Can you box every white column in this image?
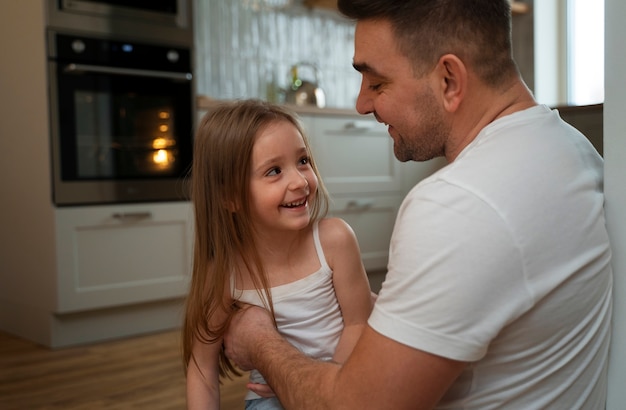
[604,0,626,407]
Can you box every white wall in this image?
[0,0,58,345]
[604,0,625,407]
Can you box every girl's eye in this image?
[266,167,281,177]
[299,156,311,166]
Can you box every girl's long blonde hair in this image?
[182,99,329,379]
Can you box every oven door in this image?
[49,61,193,205]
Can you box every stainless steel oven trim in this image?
[59,0,190,29]
[63,63,193,81]
[46,0,193,47]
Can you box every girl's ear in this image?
[434,53,466,113]
[224,200,239,212]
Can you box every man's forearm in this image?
[255,331,340,409]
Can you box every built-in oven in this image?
[47,31,194,205]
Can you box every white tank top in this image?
[231,222,343,400]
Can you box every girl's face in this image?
[248,120,318,234]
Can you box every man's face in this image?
[352,19,449,162]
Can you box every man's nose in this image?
[355,83,374,115]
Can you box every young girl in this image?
[182,99,373,409]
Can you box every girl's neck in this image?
[235,223,318,289]
[252,224,310,259]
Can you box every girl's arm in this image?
[186,336,223,409]
[319,217,374,363]
[187,296,231,409]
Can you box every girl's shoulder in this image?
[317,217,358,247]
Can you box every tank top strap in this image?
[312,220,331,272]
[229,269,236,298]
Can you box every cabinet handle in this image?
[343,121,373,132]
[112,212,152,220]
[346,199,374,211]
[64,64,193,81]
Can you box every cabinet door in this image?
[304,115,404,195]
[329,195,403,272]
[55,202,193,313]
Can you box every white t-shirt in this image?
[369,105,613,409]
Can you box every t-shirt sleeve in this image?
[369,180,534,362]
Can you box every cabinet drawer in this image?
[55,202,193,313]
[329,195,403,271]
[303,115,404,195]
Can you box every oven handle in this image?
[63,63,192,81]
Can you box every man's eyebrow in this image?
[352,62,373,74]
[353,62,386,81]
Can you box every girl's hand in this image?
[247,382,276,398]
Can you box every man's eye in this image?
[369,83,382,91]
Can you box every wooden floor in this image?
[0,329,249,410]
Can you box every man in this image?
[225,1,613,408]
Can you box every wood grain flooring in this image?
[0,329,249,409]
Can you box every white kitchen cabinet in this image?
[55,202,193,313]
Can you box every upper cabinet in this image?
[510,1,531,14]
[304,0,531,15]
[303,0,335,9]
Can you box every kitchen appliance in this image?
[46,0,192,46]
[47,32,194,205]
[46,0,194,206]
[284,62,326,108]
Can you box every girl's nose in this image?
[290,171,309,190]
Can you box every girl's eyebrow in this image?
[254,147,308,173]
[254,156,280,173]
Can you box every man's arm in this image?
[225,306,467,410]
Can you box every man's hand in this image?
[224,304,278,371]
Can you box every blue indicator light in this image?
[122,44,133,53]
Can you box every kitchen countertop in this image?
[196,95,360,117]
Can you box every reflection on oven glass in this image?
[74,92,179,178]
[143,108,177,173]
[152,149,175,169]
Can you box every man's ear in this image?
[435,54,466,113]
